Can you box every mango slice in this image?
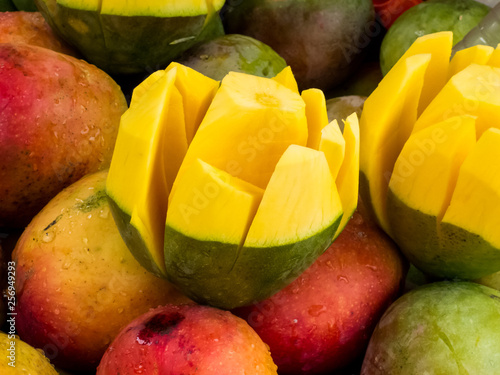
[395,31,453,114]
[386,116,477,278]
[334,113,360,238]
[272,65,299,93]
[164,158,263,280]
[302,88,329,149]
[360,53,430,234]
[438,128,500,278]
[107,69,181,276]
[107,65,218,276]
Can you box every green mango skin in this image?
[163,216,341,309]
[222,0,375,92]
[34,0,225,75]
[12,0,37,11]
[361,281,500,375]
[380,0,490,75]
[176,33,287,81]
[386,189,500,280]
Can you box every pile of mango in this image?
[1,1,500,374]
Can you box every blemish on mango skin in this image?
[137,312,186,345]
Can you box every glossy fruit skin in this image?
[0,42,127,228]
[13,171,191,372]
[361,281,500,374]
[223,0,376,91]
[379,0,489,74]
[96,304,278,375]
[176,33,287,80]
[233,202,407,374]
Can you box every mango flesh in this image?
[360,32,500,279]
[96,304,278,375]
[0,331,58,374]
[13,170,191,372]
[107,64,360,309]
[0,42,127,228]
[361,281,500,374]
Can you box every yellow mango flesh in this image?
[360,53,430,234]
[166,158,263,245]
[175,71,308,191]
[389,116,477,219]
[364,36,500,279]
[302,88,329,149]
[448,44,494,79]
[442,128,500,249]
[107,64,218,276]
[107,69,180,274]
[319,120,345,180]
[414,64,500,138]
[271,65,299,93]
[244,144,342,248]
[395,31,453,114]
[334,113,360,238]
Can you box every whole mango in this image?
[0,42,127,228]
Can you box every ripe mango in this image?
[0,42,127,228]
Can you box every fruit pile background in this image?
[1,0,500,374]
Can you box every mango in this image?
[13,171,191,372]
[360,31,500,279]
[0,331,58,374]
[176,33,287,80]
[97,304,278,375]
[361,281,500,374]
[107,63,360,309]
[34,0,226,74]
[0,11,78,56]
[0,42,127,228]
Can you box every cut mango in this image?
[360,34,500,280]
[107,65,359,308]
[106,64,216,277]
[107,69,181,276]
[360,53,430,235]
